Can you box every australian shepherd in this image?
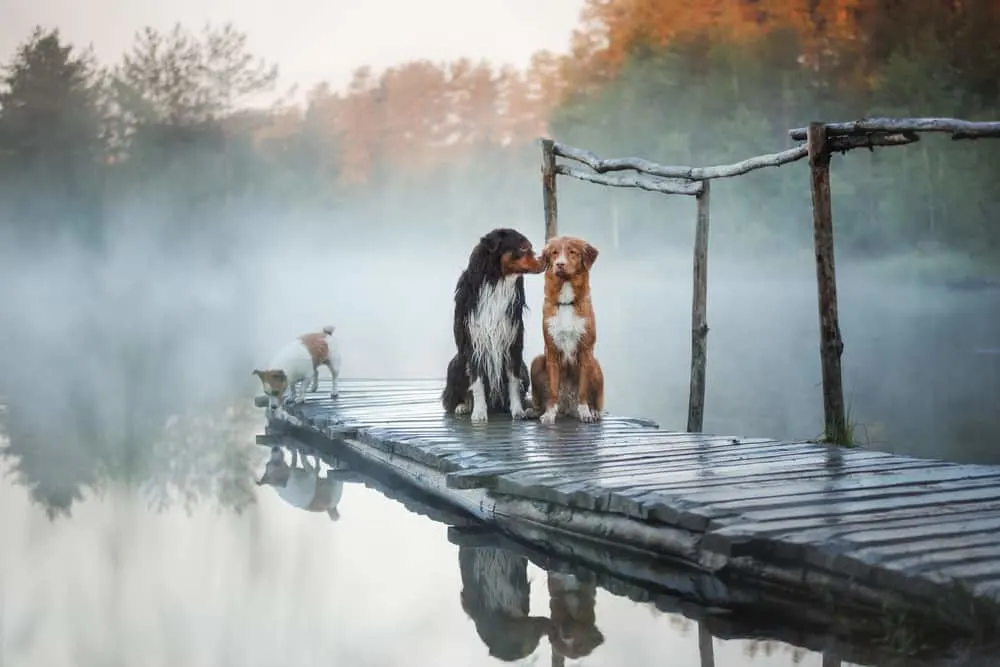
[530,235,605,425]
[442,228,546,423]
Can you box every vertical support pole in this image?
[807,122,848,445]
[687,180,710,434]
[698,623,716,667]
[821,651,842,667]
[541,138,559,241]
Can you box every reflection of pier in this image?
[258,377,1000,664]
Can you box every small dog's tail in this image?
[322,325,335,336]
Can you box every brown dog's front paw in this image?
[576,403,598,423]
[523,406,541,420]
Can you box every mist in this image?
[2,149,998,518]
[1,10,1000,666]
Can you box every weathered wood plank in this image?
[579,457,948,499]
[472,443,867,500]
[589,461,963,519]
[683,471,1000,514]
[788,117,1000,141]
[702,500,1000,549]
[445,435,789,489]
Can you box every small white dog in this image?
[254,325,341,408]
[256,445,344,521]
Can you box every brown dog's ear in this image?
[252,369,263,378]
[582,242,599,269]
[273,369,287,381]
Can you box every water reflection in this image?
[256,444,345,521]
[457,541,605,663]
[458,545,552,661]
[0,401,261,518]
[2,409,997,667]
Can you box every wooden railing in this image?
[540,118,1000,443]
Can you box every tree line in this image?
[549,0,1000,260]
[1,2,998,258]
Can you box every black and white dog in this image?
[442,228,546,423]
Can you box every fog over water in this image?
[1,217,997,665]
[1,9,998,662]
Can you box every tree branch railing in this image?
[539,117,1000,444]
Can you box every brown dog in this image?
[530,236,604,424]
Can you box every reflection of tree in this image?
[0,397,261,519]
[140,404,260,514]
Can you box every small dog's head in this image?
[257,446,291,488]
[541,236,599,281]
[477,227,545,276]
[253,369,288,402]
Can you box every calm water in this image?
[1,249,998,666]
[0,415,869,667]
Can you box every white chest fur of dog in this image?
[546,283,587,364]
[268,340,315,391]
[468,276,519,398]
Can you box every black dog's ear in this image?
[480,231,502,254]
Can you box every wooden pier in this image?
[259,378,1000,634]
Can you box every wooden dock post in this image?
[806,122,848,445]
[698,623,716,667]
[541,138,558,241]
[687,181,710,433]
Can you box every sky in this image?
[0,0,586,99]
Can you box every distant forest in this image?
[1,0,999,258]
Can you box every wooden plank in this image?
[582,458,948,500]
[447,438,815,490]
[711,482,1000,524]
[446,440,786,489]
[588,461,959,518]
[637,482,1000,536]
[853,531,1000,567]
[505,441,877,481]
[701,500,1000,552]
[478,443,862,499]
[679,470,1000,514]
[705,514,1000,566]
[876,544,1000,574]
